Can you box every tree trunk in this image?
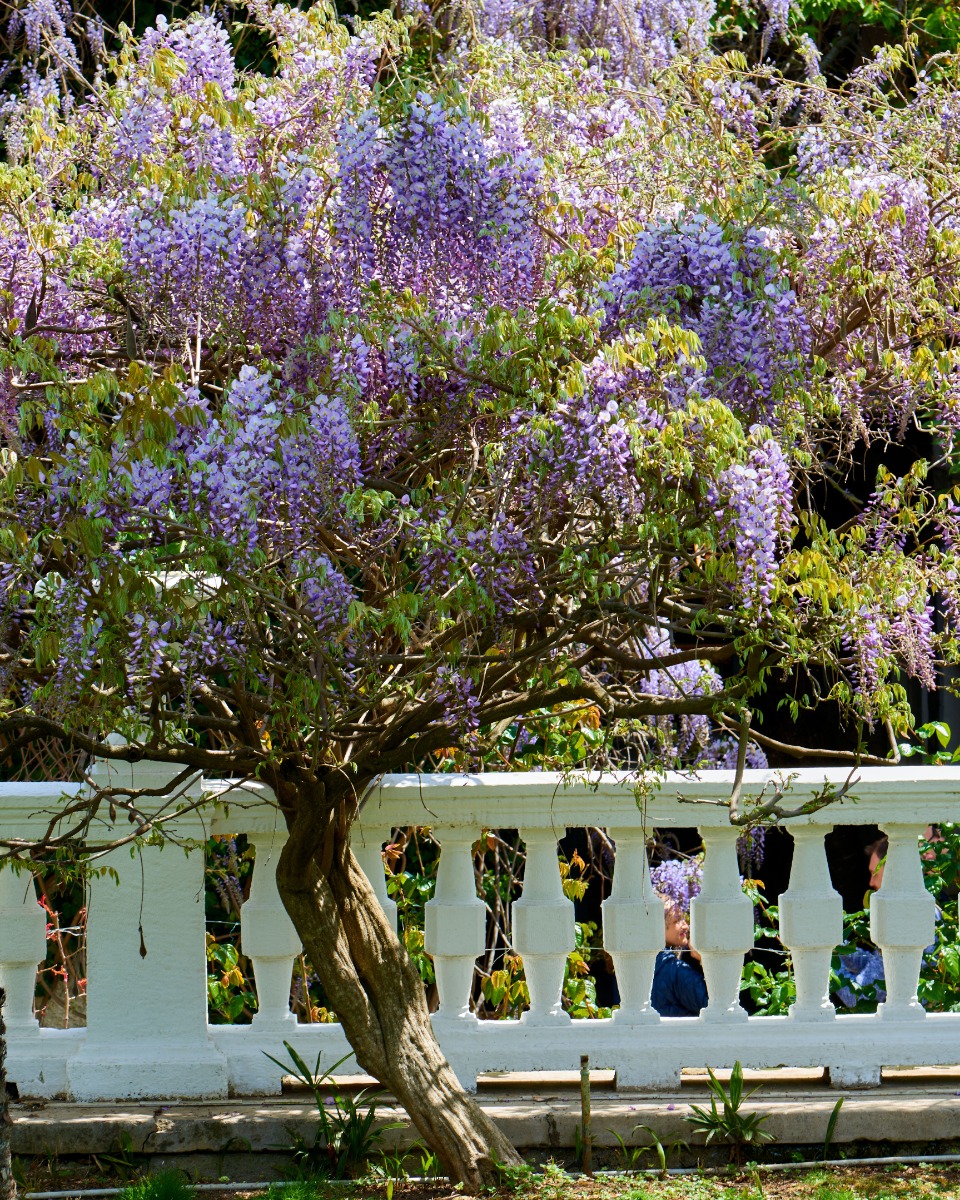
[0,988,16,1200]
[275,785,524,1193]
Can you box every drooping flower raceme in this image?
[336,91,542,314]
[714,435,793,612]
[476,0,715,80]
[605,216,810,423]
[137,14,237,100]
[650,857,703,922]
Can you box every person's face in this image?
[922,824,943,863]
[664,907,689,948]
[870,825,941,891]
[867,847,885,891]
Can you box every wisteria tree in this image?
[2,0,960,1186]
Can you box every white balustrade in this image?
[778,827,843,1021]
[870,824,937,1022]
[511,828,576,1024]
[65,760,228,1100]
[240,831,302,1030]
[602,828,682,1091]
[220,827,309,1094]
[353,825,398,931]
[690,826,754,1022]
[424,830,485,1022]
[3,766,960,1100]
[601,828,663,1024]
[0,865,46,1037]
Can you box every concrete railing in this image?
[1,764,958,1101]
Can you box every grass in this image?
[14,1160,960,1200]
[118,1174,196,1200]
[234,1166,960,1200]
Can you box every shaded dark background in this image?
[4,0,959,82]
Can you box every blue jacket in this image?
[651,949,708,1017]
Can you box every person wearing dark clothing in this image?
[651,948,708,1017]
[651,902,708,1016]
[605,895,710,1017]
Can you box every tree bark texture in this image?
[0,988,16,1200]
[274,781,523,1193]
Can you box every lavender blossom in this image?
[650,857,703,922]
[605,216,810,423]
[714,435,793,612]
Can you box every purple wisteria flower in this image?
[713,435,793,612]
[336,91,542,315]
[606,216,810,422]
[650,857,703,922]
[476,0,714,80]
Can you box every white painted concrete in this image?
[66,760,228,1100]
[0,766,957,1099]
[778,827,842,1022]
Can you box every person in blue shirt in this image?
[650,904,709,1017]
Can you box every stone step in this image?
[11,1068,960,1162]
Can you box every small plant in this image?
[610,1129,647,1173]
[823,1096,844,1161]
[263,1183,325,1200]
[264,1042,403,1179]
[94,1131,143,1180]
[611,1124,688,1178]
[371,1145,413,1187]
[418,1145,444,1180]
[539,1160,570,1199]
[488,1157,536,1195]
[11,1158,26,1189]
[117,1170,193,1200]
[206,939,257,1023]
[686,1061,775,1164]
[640,1124,689,1177]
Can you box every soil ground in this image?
[14,1160,960,1200]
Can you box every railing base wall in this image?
[9,1014,960,1100]
[66,1042,230,1102]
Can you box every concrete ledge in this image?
[12,1070,960,1158]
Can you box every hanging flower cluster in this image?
[0,1,958,785]
[605,217,810,423]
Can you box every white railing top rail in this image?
[359,766,960,828]
[4,764,959,836]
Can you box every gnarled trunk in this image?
[274,781,523,1192]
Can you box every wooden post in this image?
[580,1054,592,1177]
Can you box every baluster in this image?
[511,829,575,1024]
[240,831,302,1029]
[778,826,842,1021]
[0,865,46,1035]
[67,760,227,1099]
[424,830,485,1021]
[353,825,398,931]
[690,826,753,1022]
[870,823,936,1022]
[602,828,663,1024]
